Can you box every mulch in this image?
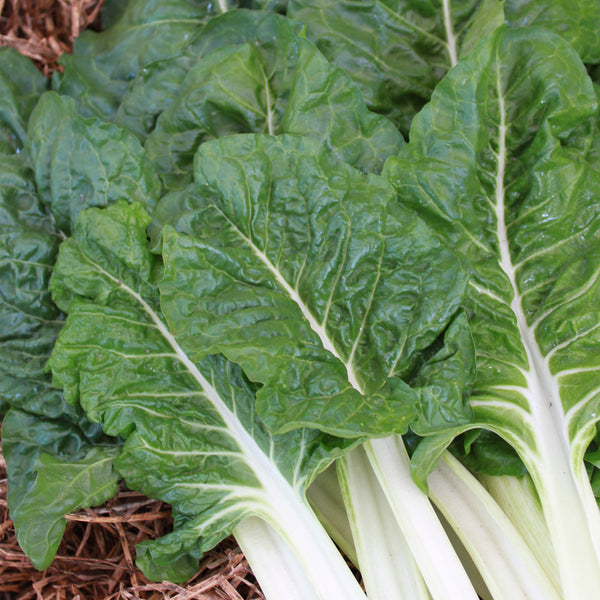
[0,0,105,74]
[0,439,265,600]
[0,2,266,598]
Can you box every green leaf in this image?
[144,10,403,189]
[47,201,362,587]
[12,442,121,570]
[383,26,600,598]
[0,155,67,418]
[505,0,600,64]
[287,0,600,136]
[0,48,48,154]
[157,133,469,437]
[52,0,221,120]
[287,0,488,135]
[2,407,115,571]
[25,93,162,234]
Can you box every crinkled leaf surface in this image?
[383,26,600,596]
[287,0,600,136]
[25,93,162,234]
[48,201,356,582]
[287,0,490,135]
[157,133,471,437]
[113,10,303,142]
[52,0,223,120]
[505,0,600,64]
[0,48,48,154]
[2,409,120,570]
[0,155,63,417]
[144,10,403,189]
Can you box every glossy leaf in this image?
[0,48,48,155]
[384,26,600,599]
[287,0,487,135]
[158,133,471,437]
[287,0,600,136]
[47,201,363,591]
[0,155,64,417]
[2,409,117,569]
[25,93,162,234]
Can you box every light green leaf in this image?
[158,133,470,437]
[47,201,363,590]
[25,93,162,234]
[384,26,600,599]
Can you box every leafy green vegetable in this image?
[53,0,218,120]
[144,10,403,188]
[384,25,600,599]
[46,200,366,596]
[0,48,48,154]
[286,0,600,135]
[4,1,600,598]
[26,93,162,233]
[157,133,471,436]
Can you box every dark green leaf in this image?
[25,93,162,234]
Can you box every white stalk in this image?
[428,452,562,600]
[105,267,366,600]
[307,465,358,565]
[365,436,479,600]
[338,445,431,600]
[254,468,367,600]
[234,517,321,600]
[478,473,560,591]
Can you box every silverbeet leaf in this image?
[144,10,404,190]
[47,201,357,582]
[158,133,472,437]
[2,409,120,570]
[0,155,63,417]
[53,0,221,120]
[25,92,162,234]
[383,26,600,597]
[0,48,48,154]
[287,0,600,136]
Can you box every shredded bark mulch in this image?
[0,439,266,600]
[0,0,105,75]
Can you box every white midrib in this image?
[492,71,600,598]
[232,225,365,394]
[87,260,366,600]
[442,0,458,67]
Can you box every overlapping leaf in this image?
[383,25,600,595]
[287,0,493,135]
[47,201,356,582]
[53,0,222,120]
[25,93,162,234]
[2,408,120,570]
[0,48,48,155]
[287,0,600,136]
[143,10,403,189]
[158,133,472,437]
